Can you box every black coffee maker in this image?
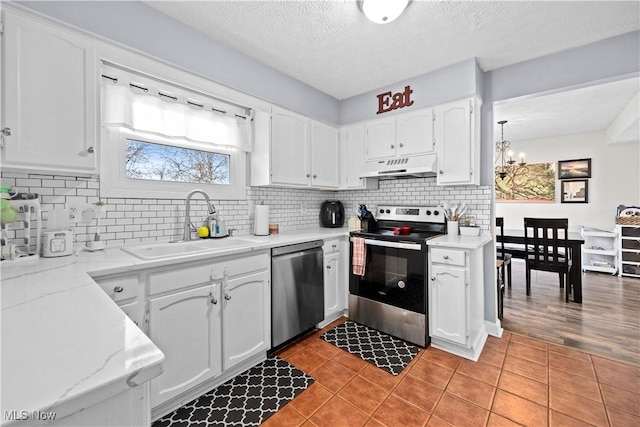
[358,204,377,232]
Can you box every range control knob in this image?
[385,209,391,213]
[379,209,385,214]
[433,210,440,216]
[426,210,432,215]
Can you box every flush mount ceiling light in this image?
[360,0,410,24]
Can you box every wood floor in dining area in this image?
[502,259,640,366]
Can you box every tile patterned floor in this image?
[266,318,640,427]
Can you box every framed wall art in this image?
[558,158,591,179]
[561,179,589,203]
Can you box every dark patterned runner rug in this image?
[152,356,313,427]
[320,320,420,376]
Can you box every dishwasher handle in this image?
[272,240,324,257]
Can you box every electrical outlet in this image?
[67,203,93,224]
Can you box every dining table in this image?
[502,228,585,303]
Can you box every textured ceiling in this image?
[494,77,640,143]
[145,0,640,100]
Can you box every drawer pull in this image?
[210,295,218,305]
[431,277,436,281]
[442,255,449,260]
[113,286,124,293]
[326,265,331,269]
[224,293,231,301]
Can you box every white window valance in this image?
[100,63,252,152]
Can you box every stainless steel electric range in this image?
[349,205,447,347]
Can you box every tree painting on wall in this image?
[496,162,555,202]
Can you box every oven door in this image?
[349,237,426,314]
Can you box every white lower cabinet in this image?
[145,251,270,412]
[428,241,489,361]
[322,238,347,325]
[430,264,469,345]
[148,284,222,408]
[222,269,270,370]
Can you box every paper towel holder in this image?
[254,201,270,236]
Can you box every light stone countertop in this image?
[0,227,348,426]
[427,233,493,249]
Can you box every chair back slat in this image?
[524,218,569,269]
[496,217,506,257]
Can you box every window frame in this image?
[100,127,246,200]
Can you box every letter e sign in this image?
[377,86,414,114]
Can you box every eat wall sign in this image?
[377,85,414,114]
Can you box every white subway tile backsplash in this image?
[2,171,491,247]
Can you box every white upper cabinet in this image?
[435,98,481,186]
[270,108,310,186]
[251,108,339,189]
[310,121,339,188]
[365,116,396,160]
[365,108,435,162]
[396,108,436,156]
[338,124,378,190]
[1,10,98,176]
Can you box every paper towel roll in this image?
[254,205,270,236]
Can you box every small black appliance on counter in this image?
[320,200,345,228]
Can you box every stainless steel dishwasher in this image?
[271,240,324,348]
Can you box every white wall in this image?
[496,131,640,232]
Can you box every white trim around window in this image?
[100,127,247,200]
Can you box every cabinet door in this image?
[341,124,367,188]
[430,264,468,345]
[1,11,97,175]
[436,99,473,185]
[222,270,270,370]
[365,117,396,160]
[149,284,221,407]
[310,121,339,188]
[323,251,340,317]
[119,301,141,329]
[397,108,435,156]
[271,108,310,186]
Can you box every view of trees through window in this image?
[125,139,230,184]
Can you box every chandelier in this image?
[495,120,527,180]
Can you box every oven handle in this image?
[350,237,423,251]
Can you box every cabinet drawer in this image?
[622,238,640,250]
[149,253,270,295]
[622,251,640,263]
[621,226,640,238]
[95,275,138,302]
[431,248,466,267]
[323,239,340,253]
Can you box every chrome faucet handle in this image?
[189,222,197,231]
[228,228,237,236]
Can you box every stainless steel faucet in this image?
[183,189,211,241]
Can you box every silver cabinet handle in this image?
[224,293,231,300]
[332,244,337,249]
[431,277,436,281]
[390,144,395,149]
[113,286,124,293]
[313,174,317,178]
[443,255,449,260]
[87,146,95,154]
[2,127,12,136]
[439,170,444,175]
[399,143,404,148]
[211,296,218,304]
[326,265,331,269]
[306,173,311,178]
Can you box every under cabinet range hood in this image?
[360,153,437,179]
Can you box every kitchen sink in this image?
[121,237,261,260]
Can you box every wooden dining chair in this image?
[523,218,572,302]
[496,217,512,289]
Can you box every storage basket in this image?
[616,216,640,225]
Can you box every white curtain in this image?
[101,64,252,152]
